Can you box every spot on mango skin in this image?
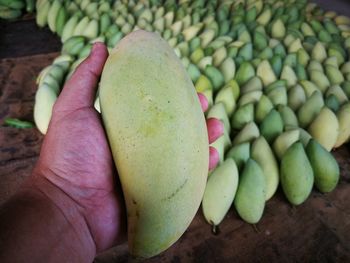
[162,177,189,201]
[138,93,175,137]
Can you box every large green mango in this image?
[99,31,209,258]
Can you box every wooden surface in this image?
[1,10,350,263]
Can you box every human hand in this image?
[32,43,224,252]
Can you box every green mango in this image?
[190,47,205,64]
[99,31,208,258]
[280,65,297,88]
[297,48,310,67]
[202,159,239,229]
[255,95,274,124]
[341,81,350,99]
[195,75,212,92]
[297,91,324,128]
[224,80,240,101]
[241,76,263,94]
[277,105,299,128]
[204,65,225,91]
[283,53,297,68]
[300,80,320,98]
[251,136,279,200]
[213,46,228,67]
[260,109,284,143]
[219,57,236,83]
[309,70,330,93]
[298,128,312,147]
[187,63,201,83]
[257,60,277,87]
[234,159,266,224]
[231,103,255,130]
[308,60,323,73]
[325,65,345,85]
[270,55,283,77]
[306,139,339,193]
[280,142,314,205]
[238,90,262,106]
[295,63,308,81]
[335,103,350,147]
[233,122,260,145]
[271,18,286,39]
[273,129,300,160]
[254,30,268,50]
[324,56,340,68]
[326,85,349,105]
[325,94,340,112]
[214,86,236,117]
[226,142,250,171]
[267,86,288,106]
[311,42,327,62]
[235,62,255,86]
[308,107,339,151]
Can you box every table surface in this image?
[1,2,350,262]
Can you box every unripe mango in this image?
[226,142,250,171]
[335,103,350,147]
[99,31,208,258]
[251,136,279,200]
[234,159,266,224]
[260,109,283,143]
[202,159,239,229]
[280,142,314,205]
[308,107,339,151]
[306,139,339,193]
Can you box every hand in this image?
[32,43,224,252]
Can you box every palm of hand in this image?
[36,107,125,251]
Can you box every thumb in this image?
[54,42,108,112]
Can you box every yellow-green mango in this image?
[234,159,266,224]
[233,122,260,145]
[231,103,254,130]
[280,142,314,205]
[260,109,283,143]
[306,139,339,193]
[308,107,339,151]
[273,129,300,160]
[255,94,274,124]
[251,136,279,200]
[202,159,239,229]
[99,31,208,258]
[297,91,324,128]
[335,103,350,147]
[226,142,250,171]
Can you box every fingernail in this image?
[91,42,103,56]
[209,146,219,171]
[198,93,208,112]
[207,118,224,143]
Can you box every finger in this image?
[55,42,108,112]
[207,118,224,144]
[209,146,219,171]
[197,93,208,112]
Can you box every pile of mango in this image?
[0,0,35,19]
[4,0,350,230]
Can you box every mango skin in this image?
[99,31,209,258]
[280,142,314,205]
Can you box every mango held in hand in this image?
[280,142,314,205]
[99,31,209,258]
